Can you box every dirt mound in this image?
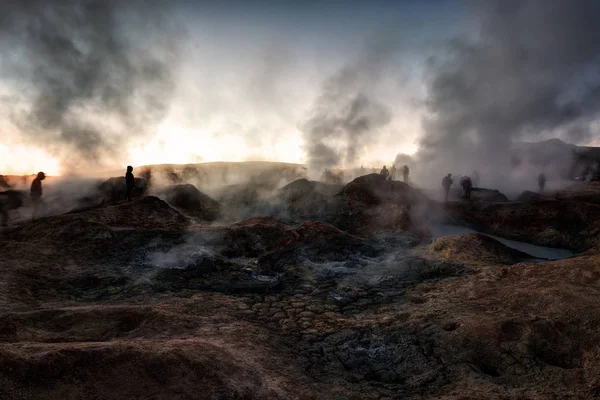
[429,233,536,266]
[157,184,221,221]
[337,173,429,206]
[280,174,433,236]
[259,221,381,270]
[223,217,291,257]
[471,188,509,202]
[82,196,188,230]
[97,176,147,204]
[446,200,600,251]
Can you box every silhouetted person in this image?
[380,165,389,179]
[389,165,397,181]
[30,171,45,218]
[442,173,453,202]
[126,166,135,202]
[402,165,409,183]
[538,173,546,193]
[460,175,472,201]
[360,165,365,176]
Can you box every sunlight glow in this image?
[0,142,61,176]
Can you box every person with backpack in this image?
[442,173,453,202]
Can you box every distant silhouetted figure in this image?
[372,167,376,173]
[442,173,453,202]
[538,173,546,193]
[126,166,135,202]
[30,171,45,218]
[402,165,409,183]
[460,175,472,201]
[360,165,365,176]
[380,165,389,179]
[389,165,397,181]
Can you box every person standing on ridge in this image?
[126,166,135,202]
[30,171,45,219]
[538,172,546,194]
[442,173,453,202]
[460,175,472,201]
[380,165,389,179]
[389,164,397,181]
[402,165,409,183]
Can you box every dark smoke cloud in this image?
[416,0,600,182]
[1,0,180,171]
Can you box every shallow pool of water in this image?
[429,224,574,260]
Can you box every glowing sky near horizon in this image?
[0,0,461,175]
[4,0,599,177]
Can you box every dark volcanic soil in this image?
[2,178,600,399]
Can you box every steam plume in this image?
[301,31,405,173]
[1,0,180,172]
[415,0,600,183]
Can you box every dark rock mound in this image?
[223,217,290,257]
[328,200,424,236]
[446,200,600,252]
[12,197,186,244]
[83,196,188,230]
[429,233,536,266]
[288,174,433,236]
[156,184,221,221]
[471,188,509,202]
[97,177,147,204]
[337,174,429,206]
[259,221,381,270]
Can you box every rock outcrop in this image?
[97,176,148,204]
[156,183,221,221]
[470,188,509,202]
[446,200,600,251]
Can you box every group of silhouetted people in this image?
[379,164,409,183]
[441,174,472,202]
[440,171,549,202]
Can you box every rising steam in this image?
[414,0,600,186]
[0,0,180,172]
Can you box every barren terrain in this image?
[1,171,600,399]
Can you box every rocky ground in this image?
[1,175,600,399]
